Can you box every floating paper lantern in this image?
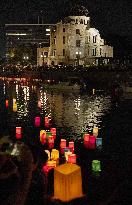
[92,88,95,95]
[65,151,72,161]
[13,103,17,112]
[60,139,66,148]
[93,127,98,137]
[5,100,9,108]
[69,141,74,153]
[60,139,67,154]
[51,149,59,160]
[50,128,56,139]
[45,116,50,128]
[54,163,83,202]
[45,150,50,160]
[96,138,102,150]
[16,127,22,139]
[40,130,46,144]
[68,154,76,164]
[35,116,40,127]
[89,135,96,149]
[83,134,90,148]
[42,160,56,174]
[38,100,42,108]
[92,160,101,172]
[48,136,54,149]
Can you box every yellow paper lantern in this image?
[64,151,72,161]
[54,163,83,202]
[47,160,56,167]
[13,103,17,112]
[93,127,98,137]
[51,149,59,160]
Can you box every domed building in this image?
[37,6,113,66]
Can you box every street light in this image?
[76,51,81,66]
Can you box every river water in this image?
[0,77,131,205]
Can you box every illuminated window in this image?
[76,40,81,47]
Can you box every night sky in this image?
[0,0,132,57]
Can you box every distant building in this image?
[37,7,113,66]
[5,24,54,64]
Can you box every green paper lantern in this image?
[92,160,101,172]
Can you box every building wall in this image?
[38,15,113,66]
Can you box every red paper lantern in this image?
[48,136,54,148]
[35,116,40,127]
[45,117,49,128]
[16,127,22,139]
[5,100,9,108]
[60,139,66,148]
[68,154,76,164]
[83,134,90,148]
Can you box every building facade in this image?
[5,24,54,65]
[37,13,113,66]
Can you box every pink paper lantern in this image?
[45,117,49,128]
[89,135,96,149]
[48,136,54,149]
[68,154,76,164]
[69,141,74,153]
[35,116,40,127]
[16,127,22,139]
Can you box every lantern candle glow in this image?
[35,116,40,127]
[92,160,101,172]
[68,154,76,164]
[16,127,22,139]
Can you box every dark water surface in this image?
[0,77,131,205]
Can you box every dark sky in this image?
[0,0,132,56]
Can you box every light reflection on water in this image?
[0,79,111,138]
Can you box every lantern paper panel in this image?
[93,127,99,137]
[5,100,9,108]
[35,116,40,127]
[13,103,17,112]
[65,151,72,161]
[89,135,96,149]
[16,127,22,139]
[48,136,54,149]
[96,138,102,150]
[51,149,59,160]
[45,117,50,128]
[40,130,46,144]
[92,160,101,172]
[60,139,66,148]
[50,128,56,139]
[42,160,56,174]
[68,154,76,164]
[45,150,50,160]
[54,163,83,202]
[83,134,90,148]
